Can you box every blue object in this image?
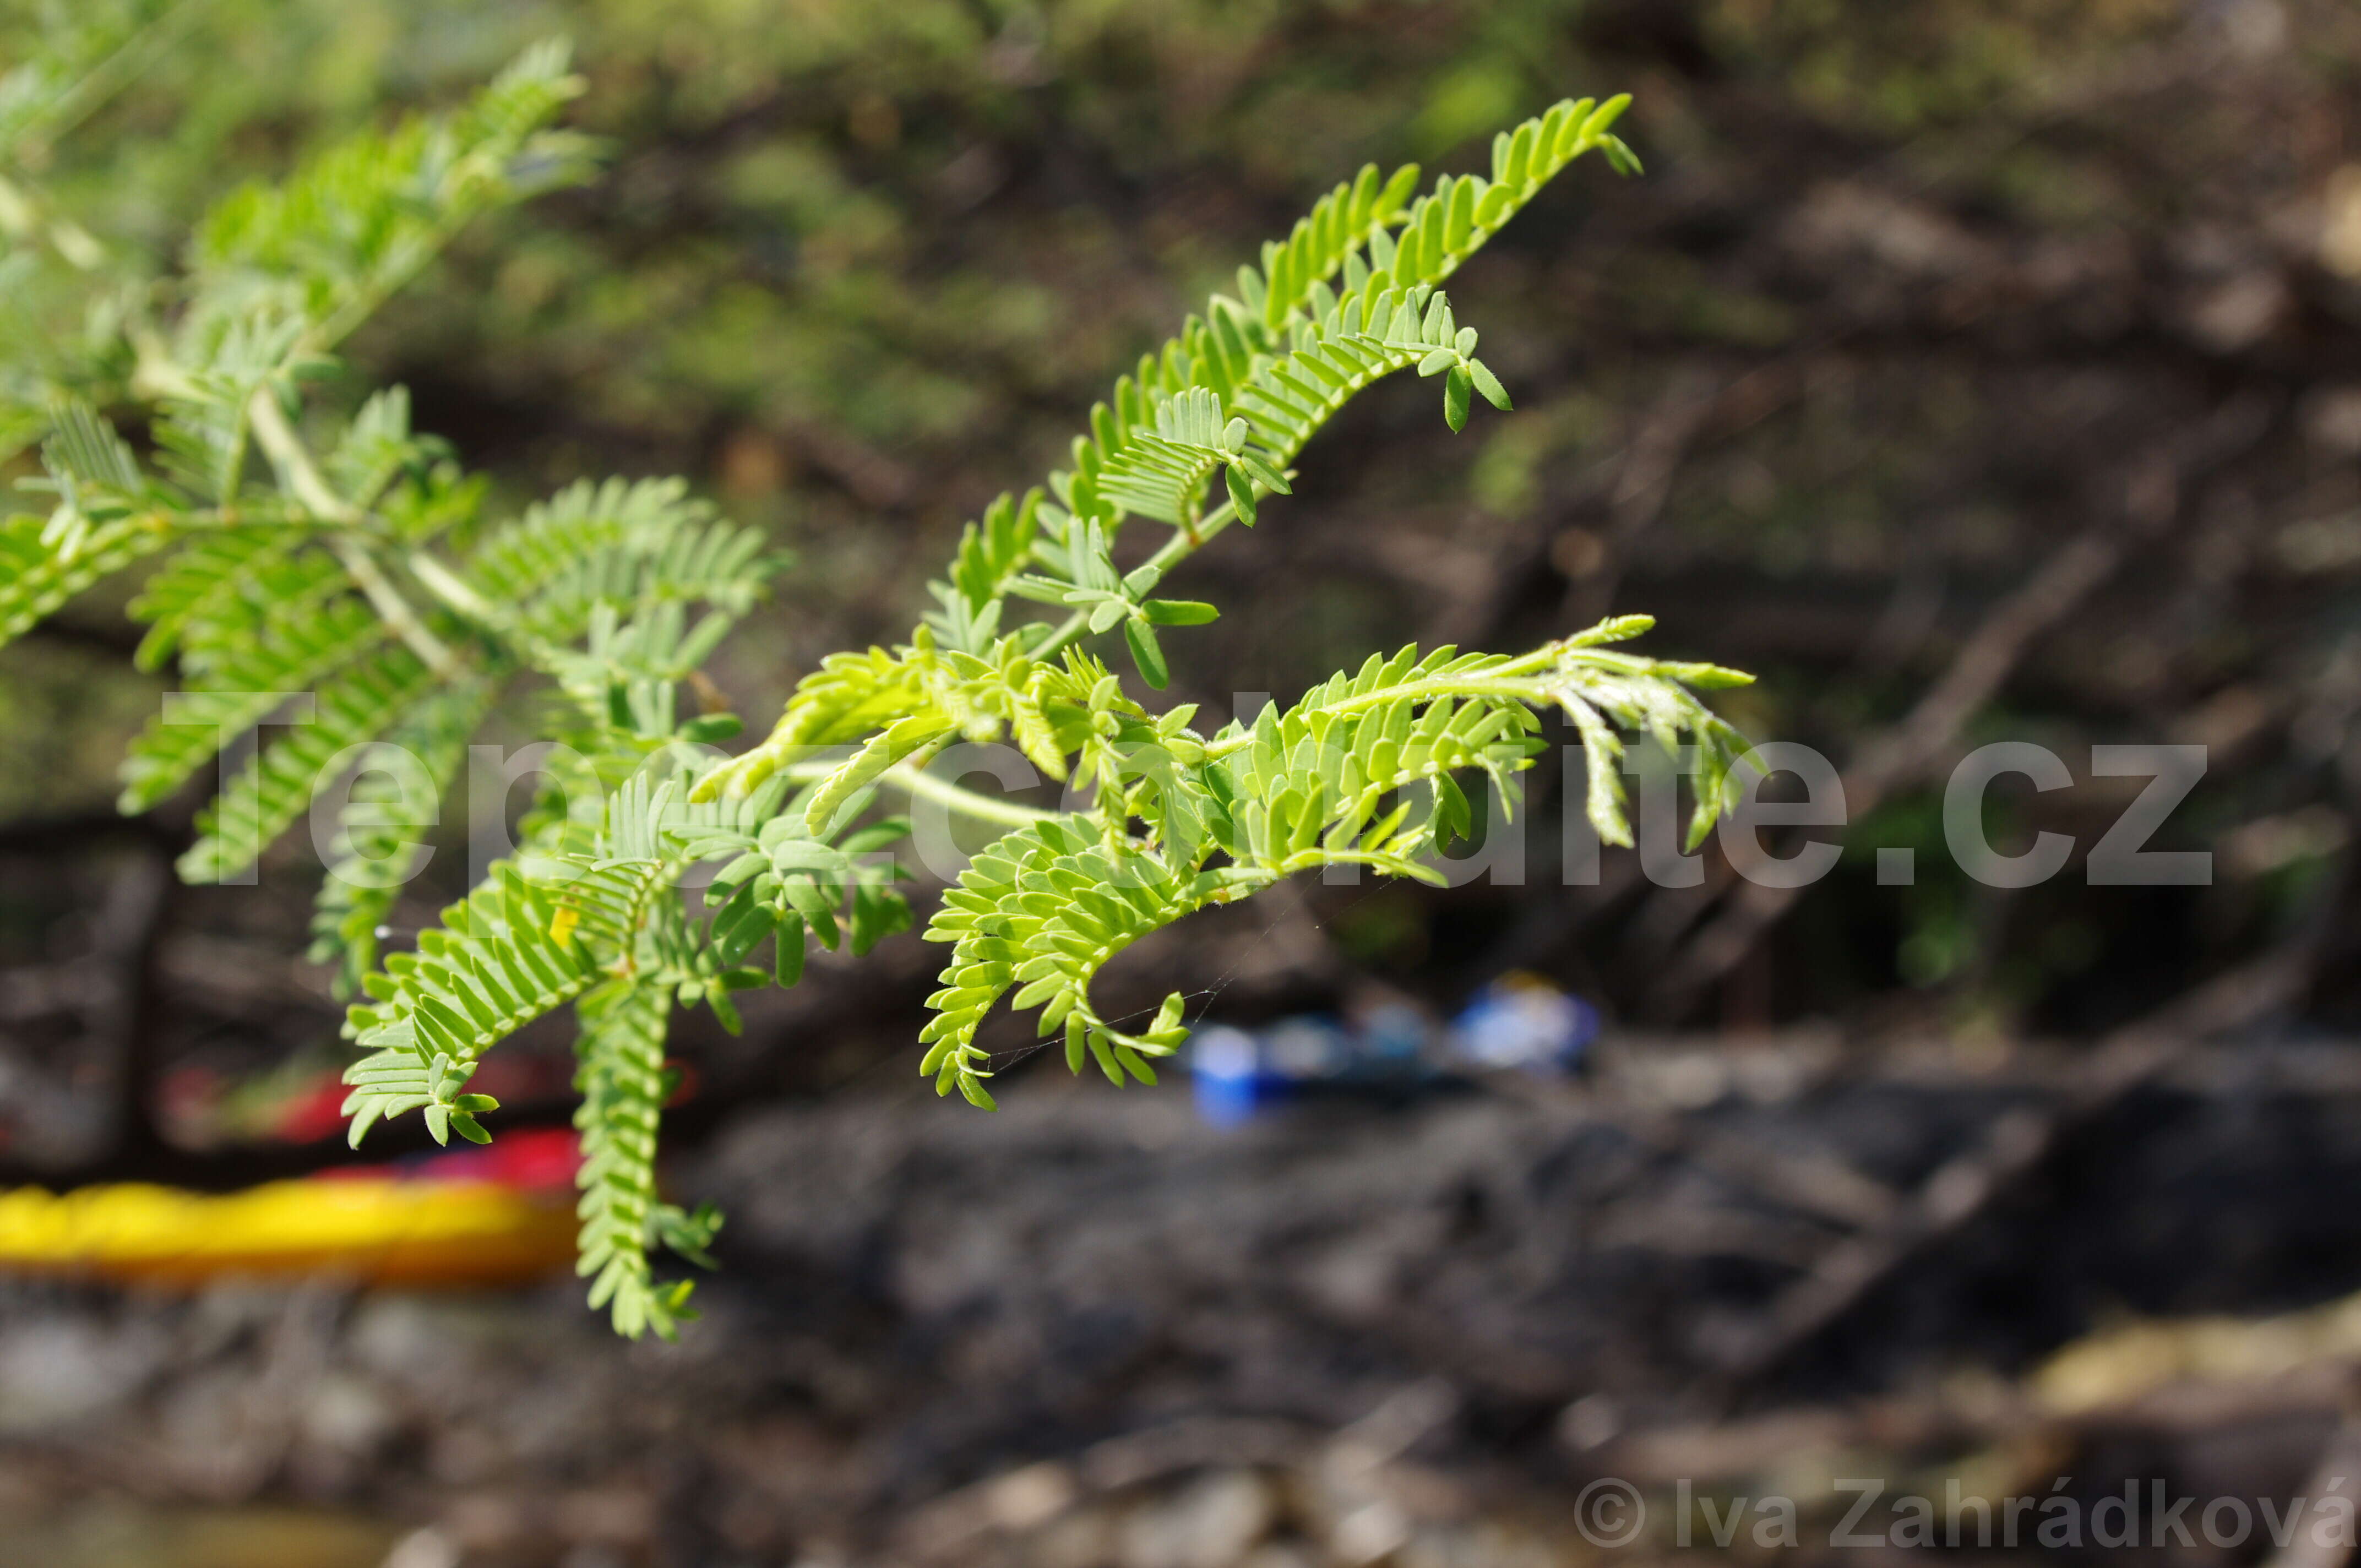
[1446,974,1598,1072]
[1185,979,1596,1127]
[1186,1012,1408,1126]
[1261,1015,1351,1079]
[1358,1003,1429,1064]
[1187,1025,1267,1128]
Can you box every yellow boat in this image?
[0,1177,578,1286]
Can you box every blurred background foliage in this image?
[7,0,2361,1168]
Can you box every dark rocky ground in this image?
[11,1031,2361,1568]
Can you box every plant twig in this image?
[244,389,466,680]
[886,763,1061,829]
[776,756,1060,830]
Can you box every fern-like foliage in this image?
[573,974,719,1341]
[914,629,1747,1107]
[6,35,1751,1342]
[0,39,798,1329]
[2,398,181,642]
[0,51,784,907]
[705,92,1645,793]
[308,682,495,990]
[184,39,594,352]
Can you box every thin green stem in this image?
[407,549,514,634]
[246,389,466,680]
[245,391,353,521]
[0,171,106,270]
[306,162,527,357]
[776,757,1062,830]
[1030,494,1248,660]
[331,537,465,680]
[1271,847,1437,879]
[890,761,1063,828]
